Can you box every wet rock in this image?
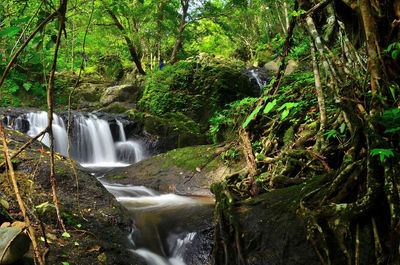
[0,227,30,265]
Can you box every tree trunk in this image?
[170,0,189,64]
[358,0,383,112]
[105,8,146,75]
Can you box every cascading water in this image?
[4,110,213,265]
[249,69,267,89]
[6,111,144,167]
[244,68,271,96]
[101,182,214,265]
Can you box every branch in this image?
[47,0,68,232]
[0,8,58,94]
[0,128,48,169]
[9,0,44,58]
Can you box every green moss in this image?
[128,109,207,148]
[138,60,253,126]
[283,126,295,146]
[109,174,126,179]
[163,144,219,171]
[103,102,129,114]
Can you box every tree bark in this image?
[358,0,383,112]
[170,0,189,64]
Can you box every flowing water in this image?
[5,111,214,265]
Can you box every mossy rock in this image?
[127,110,208,151]
[0,227,30,265]
[35,202,58,224]
[75,83,106,102]
[138,60,253,127]
[102,102,130,114]
[97,55,124,81]
[100,84,139,106]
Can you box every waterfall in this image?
[6,111,145,168]
[244,68,270,96]
[249,69,267,89]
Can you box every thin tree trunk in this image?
[306,16,340,86]
[310,37,327,132]
[272,9,297,95]
[170,0,189,64]
[71,19,75,72]
[274,0,287,34]
[283,0,290,32]
[105,8,146,75]
[47,0,68,232]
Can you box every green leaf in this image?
[0,26,22,37]
[323,130,338,140]
[242,105,263,129]
[61,232,71,238]
[280,109,290,120]
[340,123,346,134]
[263,99,276,114]
[389,85,396,100]
[392,49,399,60]
[23,83,32,91]
[370,148,394,162]
[385,127,400,133]
[62,262,70,265]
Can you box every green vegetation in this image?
[1,0,400,264]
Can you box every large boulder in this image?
[138,60,253,128]
[126,110,208,152]
[100,84,140,106]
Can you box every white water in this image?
[249,69,267,89]
[101,182,213,265]
[7,111,144,167]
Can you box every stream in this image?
[4,111,214,265]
